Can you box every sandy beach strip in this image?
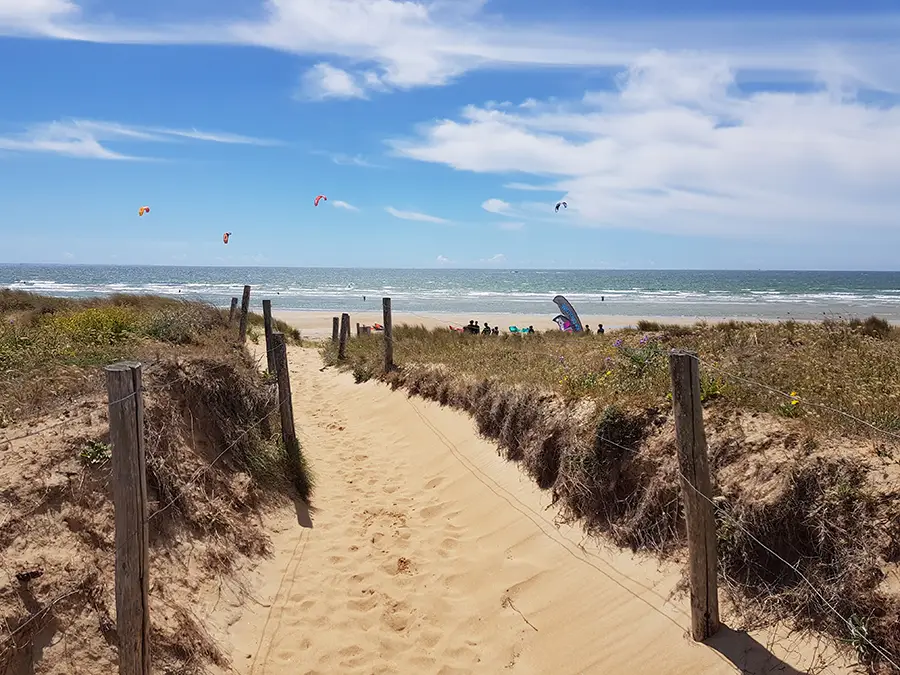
[272,310,728,339]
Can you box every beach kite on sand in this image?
[552,294,583,332]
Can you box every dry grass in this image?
[0,290,304,426]
[328,319,900,440]
[327,319,900,673]
[0,291,313,674]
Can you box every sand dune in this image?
[208,346,859,674]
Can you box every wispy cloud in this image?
[481,198,513,215]
[313,151,382,168]
[503,182,560,192]
[331,200,359,211]
[391,51,900,239]
[0,118,281,160]
[436,254,452,264]
[300,62,368,100]
[481,253,506,263]
[3,1,900,98]
[385,206,449,224]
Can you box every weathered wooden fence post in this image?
[272,332,303,488]
[669,349,720,641]
[238,285,252,342]
[356,322,361,337]
[228,297,238,323]
[106,362,151,675]
[383,297,393,373]
[262,299,276,375]
[332,317,339,344]
[338,313,350,360]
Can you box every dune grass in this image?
[328,318,900,442]
[0,290,302,424]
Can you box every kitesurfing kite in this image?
[553,315,574,332]
[314,194,327,207]
[138,206,151,217]
[552,294,583,332]
[223,232,231,245]
[555,201,567,213]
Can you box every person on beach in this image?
[482,322,491,335]
[492,326,499,336]
[473,321,481,335]
[527,325,535,334]
[584,325,592,335]
[598,324,605,335]
[467,320,477,334]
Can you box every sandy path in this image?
[211,346,858,675]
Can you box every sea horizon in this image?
[5,264,900,323]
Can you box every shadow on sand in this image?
[705,625,809,675]
[293,497,314,529]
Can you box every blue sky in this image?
[1,0,900,269]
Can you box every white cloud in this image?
[331,200,359,211]
[481,253,506,263]
[300,62,367,100]
[332,153,379,167]
[436,254,451,264]
[481,198,512,215]
[503,182,559,192]
[385,206,449,224]
[0,119,279,160]
[3,2,900,98]
[498,221,524,231]
[390,52,900,239]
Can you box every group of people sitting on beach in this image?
[461,320,604,336]
[463,320,535,335]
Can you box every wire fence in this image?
[0,337,289,664]
[347,299,900,672]
[5,297,900,672]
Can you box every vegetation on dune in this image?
[0,289,301,425]
[0,290,313,673]
[327,319,900,673]
[327,318,900,440]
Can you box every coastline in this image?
[272,310,743,339]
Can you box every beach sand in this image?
[207,345,858,674]
[273,310,710,340]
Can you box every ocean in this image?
[3,264,900,322]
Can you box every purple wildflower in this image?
[639,335,650,345]
[613,338,623,348]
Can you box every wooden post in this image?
[356,322,361,337]
[332,317,339,344]
[106,362,150,675]
[669,349,720,641]
[383,297,393,373]
[228,297,238,323]
[272,332,302,484]
[238,285,251,342]
[338,313,350,360]
[262,299,276,375]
